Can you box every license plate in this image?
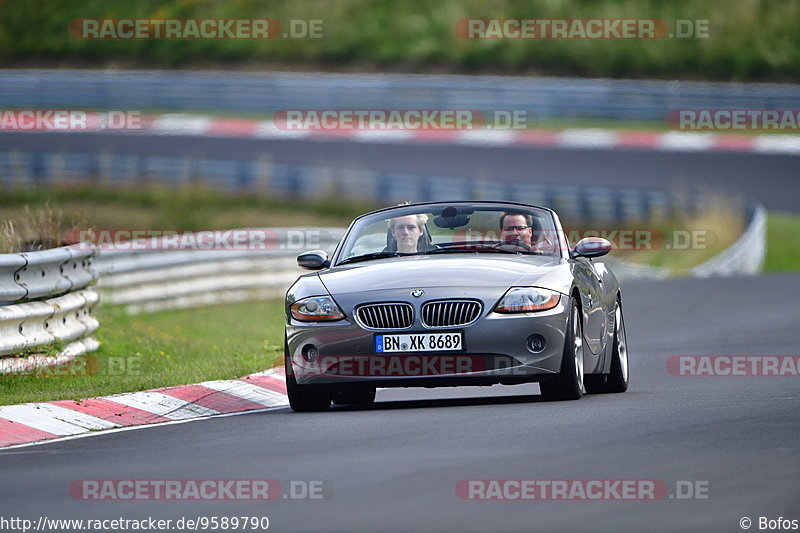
[375,332,463,353]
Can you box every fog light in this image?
[302,344,319,362]
[527,334,546,353]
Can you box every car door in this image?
[573,257,606,355]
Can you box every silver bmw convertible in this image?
[284,201,628,411]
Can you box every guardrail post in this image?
[181,156,195,187]
[51,152,68,187]
[612,190,625,223]
[88,152,100,184]
[287,165,300,198]
[308,166,332,198]
[639,191,651,222]
[578,189,592,223]
[98,150,113,186]
[31,152,46,186]
[255,154,272,196]
[419,175,431,202]
[376,173,390,204]
[10,151,27,189]
[463,178,476,202]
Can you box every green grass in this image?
[0,300,285,406]
[764,212,800,271]
[0,0,798,81]
[615,210,800,273]
[0,186,374,253]
[606,200,746,274]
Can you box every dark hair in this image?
[499,212,533,229]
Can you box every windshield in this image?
[336,204,561,265]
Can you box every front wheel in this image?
[539,297,584,401]
[285,351,331,412]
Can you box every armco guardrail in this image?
[691,203,767,277]
[93,228,345,314]
[18,247,96,302]
[0,244,100,373]
[0,246,97,305]
[2,70,799,121]
[0,254,27,304]
[0,289,99,355]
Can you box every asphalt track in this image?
[1,272,798,533]
[1,132,798,212]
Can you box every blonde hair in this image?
[388,213,429,231]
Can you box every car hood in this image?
[319,254,572,295]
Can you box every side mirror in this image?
[297,250,329,270]
[572,237,612,258]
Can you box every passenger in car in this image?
[388,213,429,253]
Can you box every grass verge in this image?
[0,299,285,406]
[764,212,800,271]
[606,198,745,273]
[0,186,373,253]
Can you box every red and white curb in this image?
[102,114,800,155]
[0,367,288,449]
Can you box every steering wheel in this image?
[493,239,532,251]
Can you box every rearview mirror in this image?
[297,250,329,270]
[433,205,472,229]
[572,237,612,258]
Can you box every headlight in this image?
[290,296,345,321]
[494,287,561,313]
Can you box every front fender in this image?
[285,273,331,321]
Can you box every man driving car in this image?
[499,212,534,248]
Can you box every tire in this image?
[539,297,584,401]
[586,300,629,394]
[331,387,377,406]
[285,347,331,412]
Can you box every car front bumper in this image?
[286,288,570,387]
